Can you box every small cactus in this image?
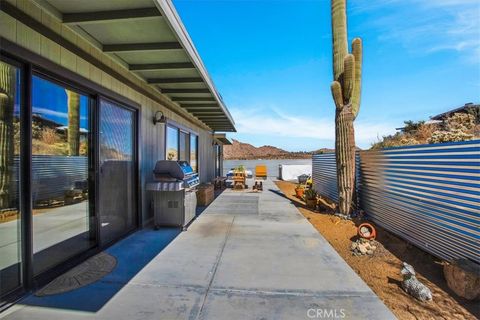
[304,188,318,200]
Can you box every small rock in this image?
[351,242,358,250]
[358,243,368,254]
[371,245,377,251]
[367,250,373,255]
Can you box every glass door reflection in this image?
[98,99,136,245]
[31,75,94,275]
[0,60,22,297]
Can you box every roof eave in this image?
[153,0,235,131]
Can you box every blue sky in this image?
[173,0,480,151]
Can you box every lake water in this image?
[223,159,312,177]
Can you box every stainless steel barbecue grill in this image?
[146,160,199,229]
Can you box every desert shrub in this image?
[444,113,475,131]
[41,128,60,145]
[79,141,88,156]
[371,132,419,150]
[416,123,439,144]
[428,129,474,144]
[465,105,480,123]
[403,120,425,134]
[372,112,479,149]
[428,113,476,144]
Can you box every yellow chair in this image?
[255,165,267,179]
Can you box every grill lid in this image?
[154,160,190,180]
[153,161,199,188]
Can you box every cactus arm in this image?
[351,38,362,118]
[331,0,348,82]
[342,54,355,104]
[331,81,343,109]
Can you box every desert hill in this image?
[223,139,333,160]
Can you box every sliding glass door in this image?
[98,99,136,245]
[0,54,140,303]
[0,59,22,298]
[31,75,94,275]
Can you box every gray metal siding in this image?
[139,109,215,225]
[312,140,480,264]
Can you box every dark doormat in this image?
[35,252,117,297]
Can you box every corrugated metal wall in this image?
[312,153,360,205]
[312,153,339,202]
[312,140,480,264]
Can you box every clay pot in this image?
[358,223,376,240]
[295,188,304,198]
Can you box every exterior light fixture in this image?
[153,110,166,125]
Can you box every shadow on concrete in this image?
[17,188,227,314]
[20,227,181,313]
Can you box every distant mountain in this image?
[223,139,333,160]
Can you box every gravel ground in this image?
[275,180,479,320]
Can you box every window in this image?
[190,134,198,172]
[165,124,198,172]
[215,144,221,177]
[166,126,178,160]
[179,131,189,161]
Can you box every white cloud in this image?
[352,0,480,63]
[230,106,396,148]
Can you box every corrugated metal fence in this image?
[312,140,480,264]
[312,153,339,202]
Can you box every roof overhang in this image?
[213,134,232,145]
[28,0,235,132]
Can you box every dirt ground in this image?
[275,181,479,320]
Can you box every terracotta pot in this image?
[306,199,317,209]
[358,223,376,240]
[295,188,304,198]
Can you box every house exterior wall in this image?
[0,0,218,226]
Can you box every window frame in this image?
[0,55,25,302]
[164,120,199,173]
[190,133,199,173]
[165,124,179,161]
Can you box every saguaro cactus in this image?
[66,89,80,156]
[330,0,362,216]
[0,62,16,208]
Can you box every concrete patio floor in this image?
[1,180,395,320]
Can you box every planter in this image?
[295,188,304,198]
[358,223,376,240]
[197,184,214,206]
[306,199,317,209]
